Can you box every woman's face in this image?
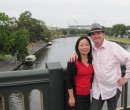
[78,39,90,56]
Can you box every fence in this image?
[0,62,129,110]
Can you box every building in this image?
[68,25,91,30]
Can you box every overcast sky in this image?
[1,0,130,28]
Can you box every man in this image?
[70,23,130,110]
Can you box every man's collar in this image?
[102,39,107,48]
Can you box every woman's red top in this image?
[75,60,94,96]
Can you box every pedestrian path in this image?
[0,57,21,72]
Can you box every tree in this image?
[126,25,130,30]
[105,27,113,36]
[9,17,18,32]
[0,12,10,26]
[29,19,45,42]
[112,24,126,37]
[10,29,29,61]
[18,11,32,30]
[0,11,53,62]
[0,29,11,55]
[0,12,11,55]
[18,11,52,43]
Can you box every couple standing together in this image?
[66,23,130,110]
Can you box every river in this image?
[3,37,130,110]
[18,37,79,70]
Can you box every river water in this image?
[2,37,130,110]
[19,37,79,70]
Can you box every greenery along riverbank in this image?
[0,41,46,61]
[0,11,53,62]
[106,36,130,44]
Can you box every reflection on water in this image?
[10,92,23,110]
[4,37,130,109]
[0,90,41,110]
[30,90,41,110]
[19,63,36,70]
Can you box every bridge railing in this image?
[117,65,130,110]
[0,62,129,110]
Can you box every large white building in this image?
[68,25,91,30]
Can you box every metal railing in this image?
[0,62,64,110]
[117,65,130,110]
[0,62,129,110]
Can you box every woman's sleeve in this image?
[66,62,74,89]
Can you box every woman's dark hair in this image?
[75,36,93,64]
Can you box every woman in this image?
[66,36,94,110]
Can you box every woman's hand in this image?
[68,96,76,107]
[69,51,78,62]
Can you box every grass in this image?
[0,54,12,61]
[106,36,130,44]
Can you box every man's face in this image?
[90,31,105,44]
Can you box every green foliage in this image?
[18,11,51,43]
[128,34,130,39]
[10,29,29,61]
[0,12,11,55]
[0,55,12,61]
[18,11,32,30]
[105,27,113,36]
[0,29,11,55]
[29,19,47,42]
[0,11,52,62]
[112,24,126,37]
[0,12,10,26]
[126,26,130,30]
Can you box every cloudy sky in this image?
[0,0,130,28]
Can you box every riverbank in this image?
[106,36,130,44]
[0,41,47,72]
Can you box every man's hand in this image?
[117,77,128,86]
[69,51,78,62]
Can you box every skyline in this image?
[0,0,130,28]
